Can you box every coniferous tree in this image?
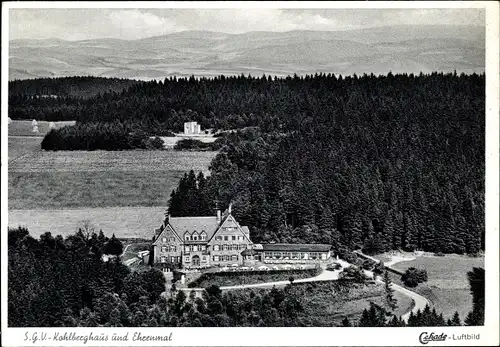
[383,271,398,311]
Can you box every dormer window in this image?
[200,231,207,241]
[192,231,198,241]
[184,232,190,241]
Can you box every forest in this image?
[166,73,485,257]
[13,73,485,254]
[8,228,483,327]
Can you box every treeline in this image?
[174,138,224,151]
[41,122,167,151]
[9,76,138,99]
[12,72,483,132]
[8,227,165,327]
[167,73,484,255]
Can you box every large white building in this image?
[151,206,332,269]
[184,121,202,135]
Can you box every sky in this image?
[9,8,485,41]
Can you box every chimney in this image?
[216,209,221,223]
[164,211,170,226]
[228,203,232,215]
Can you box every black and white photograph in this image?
[1,2,498,346]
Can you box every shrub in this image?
[103,234,124,256]
[339,266,367,283]
[362,259,376,270]
[401,267,428,287]
[373,262,385,276]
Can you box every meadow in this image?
[8,137,42,162]
[8,207,165,239]
[8,136,217,237]
[8,149,216,173]
[388,254,484,320]
[8,120,76,137]
[8,170,187,209]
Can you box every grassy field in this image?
[8,120,76,137]
[8,137,42,162]
[8,136,217,238]
[8,142,216,209]
[8,170,186,209]
[8,149,216,173]
[8,207,164,239]
[389,254,484,320]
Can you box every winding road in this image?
[181,258,429,322]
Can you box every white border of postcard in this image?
[1,1,499,346]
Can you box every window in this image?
[192,232,198,241]
[184,232,190,241]
[200,245,206,251]
[201,231,207,241]
[193,245,198,252]
[162,237,167,243]
[224,255,230,261]
[170,246,176,252]
[202,256,207,261]
[169,237,175,242]
[224,236,228,241]
[213,245,220,251]
[231,255,238,262]
[185,246,190,252]
[238,236,244,241]
[189,245,194,252]
[226,227,233,232]
[223,244,228,251]
[233,244,239,251]
[184,256,190,262]
[216,236,222,241]
[213,255,220,262]
[232,236,236,241]
[161,246,167,252]
[170,256,176,262]
[160,256,166,263]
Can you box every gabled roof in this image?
[207,214,252,244]
[153,223,182,244]
[260,243,332,252]
[169,216,221,241]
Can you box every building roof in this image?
[169,216,220,241]
[260,243,332,252]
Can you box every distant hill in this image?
[9,25,485,80]
[8,76,139,98]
